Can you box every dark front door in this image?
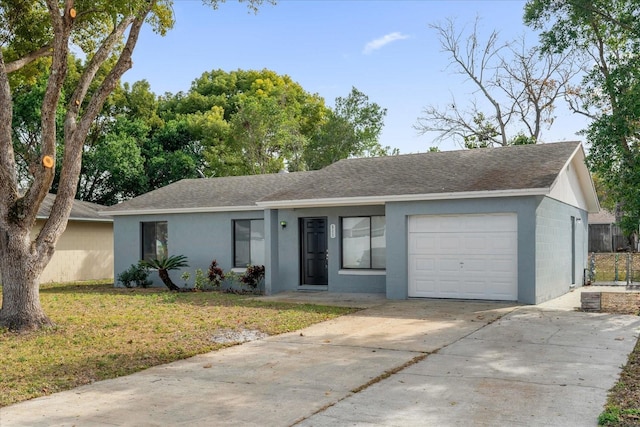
[300,218,328,285]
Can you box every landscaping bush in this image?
[208,259,225,287]
[117,262,152,288]
[141,255,189,291]
[241,265,265,289]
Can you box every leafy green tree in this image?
[524,0,640,236]
[305,87,390,170]
[228,96,307,174]
[161,68,327,175]
[157,72,392,175]
[0,0,269,332]
[78,117,149,205]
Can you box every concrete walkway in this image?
[1,289,639,426]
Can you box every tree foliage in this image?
[39,68,390,199]
[305,87,392,169]
[415,17,581,148]
[524,0,640,236]
[0,0,268,331]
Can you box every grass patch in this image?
[0,281,356,407]
[591,253,640,283]
[599,337,640,426]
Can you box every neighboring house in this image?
[588,209,626,252]
[35,195,114,283]
[103,141,599,304]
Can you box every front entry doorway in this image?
[300,217,328,286]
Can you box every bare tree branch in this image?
[416,17,581,148]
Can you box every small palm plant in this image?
[141,254,189,291]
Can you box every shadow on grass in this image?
[37,282,360,313]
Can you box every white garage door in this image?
[408,213,517,301]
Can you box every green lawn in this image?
[0,281,356,407]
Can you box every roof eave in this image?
[101,205,262,216]
[257,188,550,209]
[37,215,113,222]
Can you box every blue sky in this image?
[123,0,587,154]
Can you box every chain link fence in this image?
[588,252,640,286]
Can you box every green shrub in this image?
[208,259,225,287]
[241,265,265,289]
[117,262,152,288]
[141,255,189,291]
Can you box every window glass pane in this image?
[371,216,386,269]
[155,222,168,259]
[141,222,155,262]
[234,220,251,267]
[342,217,371,268]
[250,219,265,266]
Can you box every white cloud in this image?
[363,32,410,54]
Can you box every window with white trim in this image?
[234,219,265,267]
[141,221,168,262]
[341,216,386,269]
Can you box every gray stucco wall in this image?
[385,196,539,303]
[112,195,588,303]
[534,197,588,303]
[112,210,264,287]
[270,205,387,294]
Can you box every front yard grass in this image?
[0,280,356,407]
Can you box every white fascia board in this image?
[257,188,550,209]
[101,205,261,216]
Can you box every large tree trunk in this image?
[0,227,53,331]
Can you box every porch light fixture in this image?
[280,221,287,228]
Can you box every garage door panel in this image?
[408,214,517,301]
[412,235,441,254]
[412,234,462,255]
[463,236,486,251]
[410,257,435,274]
[461,259,487,273]
[438,258,462,273]
[413,278,437,294]
[488,235,518,251]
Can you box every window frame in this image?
[340,215,386,270]
[233,219,265,268]
[140,221,168,262]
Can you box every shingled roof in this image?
[260,141,582,205]
[103,171,314,215]
[38,194,111,222]
[104,141,591,215]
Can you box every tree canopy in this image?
[525,0,640,236]
[0,0,270,331]
[12,67,392,205]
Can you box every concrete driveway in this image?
[1,290,639,426]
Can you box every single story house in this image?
[103,141,599,304]
[35,195,113,283]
